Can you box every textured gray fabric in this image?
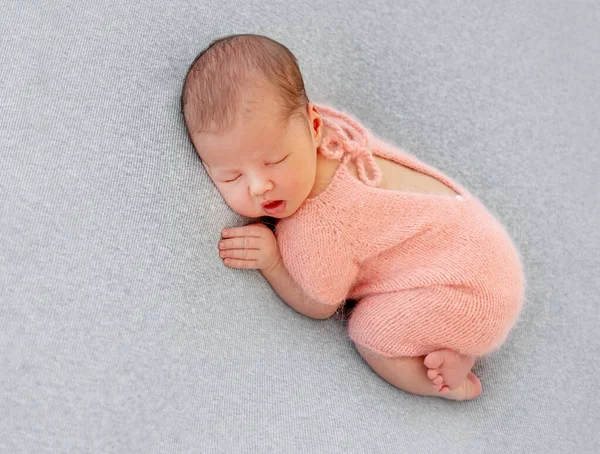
[1,0,598,452]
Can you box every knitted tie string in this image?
[317,105,383,188]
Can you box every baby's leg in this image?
[355,344,482,400]
[347,287,511,397]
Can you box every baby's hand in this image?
[219,223,281,273]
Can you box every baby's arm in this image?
[260,261,339,320]
[219,224,339,320]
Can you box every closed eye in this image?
[224,175,241,183]
[268,154,289,165]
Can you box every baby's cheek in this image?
[227,191,245,207]
[220,189,242,210]
[283,173,306,192]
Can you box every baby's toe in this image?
[433,375,444,386]
[424,351,444,370]
[427,369,439,380]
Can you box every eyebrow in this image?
[209,151,285,174]
[208,164,240,174]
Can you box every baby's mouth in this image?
[263,201,280,209]
[262,200,286,214]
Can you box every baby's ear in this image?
[310,104,324,145]
[314,119,324,146]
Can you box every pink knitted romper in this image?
[274,105,526,358]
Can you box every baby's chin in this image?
[237,201,301,220]
[270,200,303,219]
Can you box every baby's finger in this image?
[222,258,258,269]
[219,237,261,250]
[221,224,266,239]
[220,248,259,261]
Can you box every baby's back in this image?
[357,154,459,199]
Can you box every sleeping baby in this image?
[180,34,525,400]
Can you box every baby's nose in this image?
[249,177,273,196]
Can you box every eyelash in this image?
[223,155,289,183]
[270,155,289,165]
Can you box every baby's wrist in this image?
[261,255,283,276]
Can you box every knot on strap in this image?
[317,105,382,187]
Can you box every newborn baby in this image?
[181,34,525,400]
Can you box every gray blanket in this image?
[1,1,598,452]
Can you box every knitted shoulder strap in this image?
[316,105,382,187]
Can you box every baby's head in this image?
[181,34,324,219]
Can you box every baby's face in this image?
[193,96,323,219]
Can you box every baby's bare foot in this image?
[424,349,476,391]
[438,372,482,400]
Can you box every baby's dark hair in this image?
[181,34,309,144]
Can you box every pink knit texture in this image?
[274,105,526,358]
